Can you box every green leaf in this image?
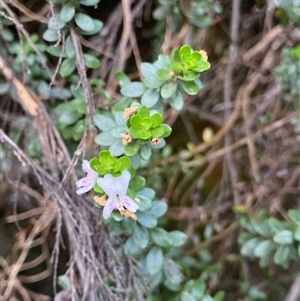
[240,238,261,257]
[182,81,199,95]
[58,110,80,125]
[121,82,145,98]
[115,71,131,87]
[148,201,167,218]
[48,14,66,30]
[58,275,71,290]
[181,291,197,301]
[130,115,142,128]
[124,141,140,156]
[141,62,156,77]
[110,125,128,138]
[59,58,76,78]
[109,139,124,156]
[169,231,187,247]
[213,291,225,301]
[130,175,146,191]
[80,0,100,6]
[156,69,171,81]
[288,209,300,225]
[132,224,150,249]
[151,228,172,247]
[273,230,294,245]
[182,70,198,81]
[139,129,152,140]
[94,114,116,131]
[146,247,163,275]
[117,156,131,171]
[274,245,291,268]
[137,211,158,228]
[83,53,101,69]
[169,90,184,110]
[137,187,155,200]
[65,36,75,58]
[158,55,171,69]
[253,240,275,259]
[161,81,177,98]
[144,75,164,89]
[43,29,58,42]
[191,61,211,73]
[294,227,300,241]
[141,89,160,108]
[46,45,65,57]
[151,127,164,137]
[75,13,95,32]
[136,195,152,212]
[94,132,117,146]
[77,19,103,35]
[268,217,286,232]
[161,124,172,137]
[150,113,162,127]
[139,144,152,160]
[179,45,192,61]
[124,236,142,256]
[60,3,75,22]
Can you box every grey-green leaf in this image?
[141,89,160,108]
[137,211,158,228]
[75,13,95,32]
[148,201,167,218]
[121,82,145,98]
[146,247,163,275]
[94,132,117,146]
[43,29,58,42]
[273,230,294,245]
[161,81,177,99]
[132,224,150,249]
[83,54,101,69]
[94,114,117,131]
[169,90,184,110]
[59,58,76,78]
[169,231,188,247]
[80,0,100,6]
[60,3,75,22]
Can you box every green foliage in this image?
[238,209,300,268]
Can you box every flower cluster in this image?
[76,160,138,219]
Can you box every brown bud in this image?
[123,106,138,118]
[199,50,208,62]
[121,133,132,145]
[151,137,160,145]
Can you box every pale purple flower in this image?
[97,170,139,219]
[76,160,99,195]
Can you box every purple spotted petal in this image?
[76,182,94,195]
[103,198,115,219]
[113,171,131,195]
[82,160,98,178]
[122,195,139,212]
[97,174,116,197]
[76,176,91,188]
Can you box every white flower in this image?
[97,170,139,219]
[76,160,99,195]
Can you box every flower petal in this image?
[97,174,116,197]
[103,198,115,219]
[76,177,91,188]
[82,160,98,177]
[122,195,139,212]
[114,170,131,195]
[76,183,94,194]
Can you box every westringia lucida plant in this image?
[74,45,225,298]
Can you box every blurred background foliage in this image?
[0,0,300,300]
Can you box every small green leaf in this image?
[146,247,163,275]
[59,58,76,78]
[180,291,197,301]
[141,89,160,108]
[75,13,95,32]
[294,227,300,241]
[46,45,65,57]
[139,129,152,140]
[182,81,199,95]
[161,81,177,98]
[95,132,117,146]
[48,14,66,30]
[60,3,75,22]
[151,228,172,247]
[288,209,300,225]
[253,239,275,258]
[110,125,128,138]
[274,245,291,268]
[161,124,172,137]
[65,36,75,58]
[94,114,116,131]
[169,231,188,247]
[158,55,171,69]
[80,0,100,6]
[141,62,156,77]
[151,127,164,137]
[130,175,146,191]
[213,291,225,301]
[115,71,131,87]
[109,139,124,156]
[148,201,167,218]
[58,110,80,125]
[137,187,155,200]
[135,195,152,212]
[179,45,192,61]
[241,238,261,257]
[43,29,58,42]
[83,53,101,69]
[124,236,142,256]
[150,113,162,127]
[273,230,294,245]
[156,69,171,81]
[121,82,145,98]
[124,141,140,156]
[139,144,152,160]
[77,19,103,35]
[144,75,164,89]
[169,90,184,110]
[58,275,71,290]
[137,211,158,228]
[132,224,150,249]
